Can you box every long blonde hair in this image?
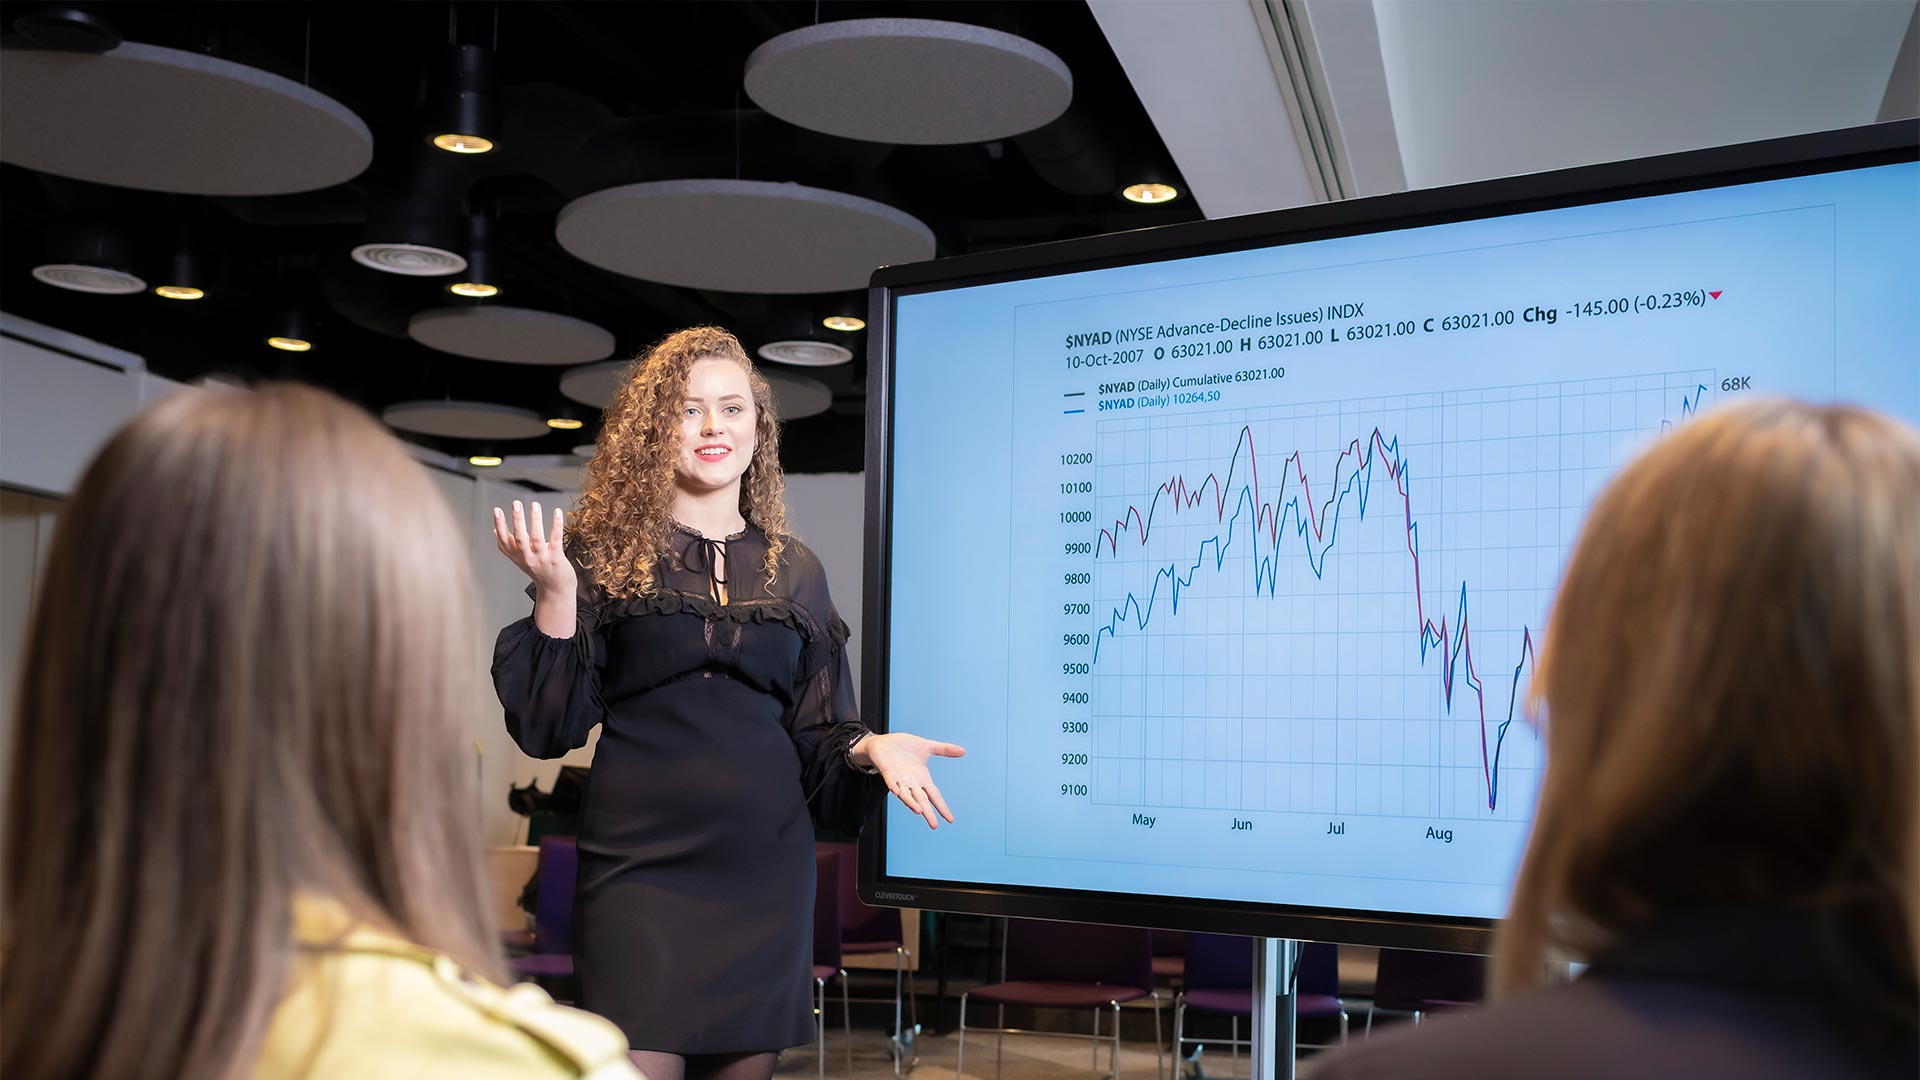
[1,383,503,1079]
[1494,399,1920,997]
[570,326,790,598]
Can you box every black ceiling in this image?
[0,1,1199,473]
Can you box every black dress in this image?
[492,523,884,1054]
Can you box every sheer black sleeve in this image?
[491,584,609,759]
[783,545,885,835]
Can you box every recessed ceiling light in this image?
[546,417,584,430]
[822,315,865,332]
[433,133,494,154]
[33,263,145,294]
[267,336,312,352]
[449,281,498,297]
[352,242,467,277]
[757,339,853,367]
[1122,182,1179,204]
[468,454,503,467]
[155,285,205,300]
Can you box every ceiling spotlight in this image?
[155,245,208,300]
[429,45,500,154]
[433,133,495,154]
[469,454,504,467]
[448,212,500,297]
[546,417,584,430]
[266,304,313,351]
[822,315,865,332]
[1122,182,1180,204]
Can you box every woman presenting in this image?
[492,326,962,1080]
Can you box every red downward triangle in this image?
[1709,290,1723,299]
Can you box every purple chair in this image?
[1173,937,1348,1078]
[1172,932,1250,1078]
[820,840,919,1073]
[1151,930,1189,983]
[1295,943,1349,1045]
[1364,948,1485,1033]
[813,849,853,1079]
[509,836,577,994]
[957,919,1163,1080]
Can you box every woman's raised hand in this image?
[493,500,577,597]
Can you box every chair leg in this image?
[1090,1004,1101,1080]
[905,949,921,1068]
[1364,1004,1374,1036]
[891,949,905,1077]
[1151,992,1164,1080]
[956,994,968,1080]
[1172,998,1185,1080]
[816,978,827,1080]
[1110,1002,1122,1080]
[841,970,853,1073]
[1338,1009,1349,1045]
[1231,1015,1239,1080]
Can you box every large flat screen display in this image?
[861,122,1918,949]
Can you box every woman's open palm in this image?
[493,499,577,595]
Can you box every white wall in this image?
[0,332,182,496]
[782,471,867,697]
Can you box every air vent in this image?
[350,242,467,276]
[756,339,852,367]
[32,263,146,294]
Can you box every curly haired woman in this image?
[491,326,964,1080]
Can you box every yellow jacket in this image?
[253,898,639,1079]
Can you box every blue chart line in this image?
[1091,382,1709,810]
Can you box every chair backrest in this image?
[1371,948,1485,1011]
[818,839,903,948]
[532,835,578,955]
[1151,929,1189,957]
[1182,932,1252,992]
[1296,942,1339,997]
[1005,918,1153,990]
[813,849,843,969]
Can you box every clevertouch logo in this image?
[872,891,918,902]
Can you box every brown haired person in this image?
[1313,400,1920,1080]
[0,385,640,1080]
[491,326,964,1080]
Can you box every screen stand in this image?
[1249,938,1298,1080]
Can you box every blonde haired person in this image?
[1313,399,1920,1079]
[0,384,639,1080]
[491,326,964,1080]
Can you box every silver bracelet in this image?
[846,731,881,775]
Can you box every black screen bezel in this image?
[857,120,1919,952]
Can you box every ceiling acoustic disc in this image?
[494,454,589,490]
[555,180,934,294]
[381,401,547,440]
[409,306,616,365]
[0,41,373,195]
[760,369,833,419]
[743,19,1072,145]
[559,360,629,409]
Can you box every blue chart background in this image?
[881,161,1918,922]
